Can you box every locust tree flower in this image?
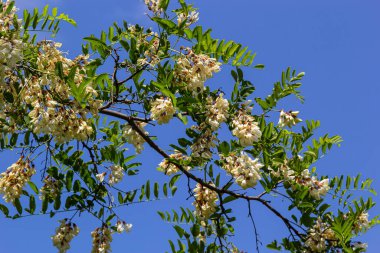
[150,97,175,124]
[91,226,113,253]
[231,110,261,147]
[193,183,218,219]
[51,220,79,253]
[278,110,302,128]
[0,157,35,203]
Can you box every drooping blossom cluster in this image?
[22,41,102,143]
[158,151,191,175]
[116,221,133,234]
[150,97,176,124]
[108,165,124,185]
[203,94,229,130]
[304,218,336,252]
[91,226,113,253]
[193,183,218,219]
[220,152,263,189]
[278,110,302,128]
[144,0,162,14]
[51,219,79,253]
[0,157,35,202]
[177,10,199,27]
[353,212,370,233]
[190,127,217,160]
[295,169,330,200]
[40,175,61,200]
[0,0,20,32]
[231,109,262,147]
[0,37,23,79]
[174,47,221,94]
[122,122,148,154]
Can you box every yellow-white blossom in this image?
[0,157,35,202]
[174,48,221,94]
[122,122,148,154]
[190,128,217,160]
[193,183,218,219]
[91,226,113,253]
[278,110,302,128]
[51,219,79,253]
[108,165,124,185]
[231,110,261,147]
[305,218,335,252]
[177,11,199,26]
[204,94,229,130]
[116,221,133,234]
[144,0,162,14]
[150,97,175,124]
[40,176,61,200]
[158,152,191,175]
[220,152,263,189]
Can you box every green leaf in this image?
[65,170,74,191]
[14,198,22,214]
[28,181,39,194]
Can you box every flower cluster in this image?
[190,128,217,160]
[353,212,370,233]
[193,183,218,219]
[177,11,199,27]
[51,219,80,253]
[0,37,23,79]
[278,110,302,128]
[116,221,133,234]
[0,0,20,33]
[220,152,263,189]
[144,0,162,14]
[231,110,262,147]
[40,176,61,200]
[0,157,35,203]
[158,152,191,175]
[108,165,124,185]
[295,169,330,200]
[204,94,229,130]
[174,47,221,94]
[22,41,102,143]
[91,226,113,253]
[122,122,148,154]
[304,218,336,252]
[150,97,176,124]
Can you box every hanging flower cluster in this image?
[122,122,148,154]
[0,157,35,203]
[116,221,133,234]
[231,109,262,147]
[203,94,229,130]
[174,47,221,94]
[295,169,330,200]
[193,183,218,219]
[177,10,199,27]
[150,97,176,124]
[158,151,191,175]
[51,219,80,253]
[353,212,370,233]
[190,127,217,160]
[91,226,113,253]
[108,165,125,185]
[22,41,102,143]
[278,110,302,128]
[144,0,163,15]
[40,175,61,200]
[220,152,263,189]
[304,218,336,252]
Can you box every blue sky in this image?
[1,0,379,252]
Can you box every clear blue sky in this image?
[1,0,379,252]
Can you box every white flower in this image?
[150,97,175,124]
[304,218,335,252]
[91,226,113,253]
[193,183,218,219]
[0,157,35,203]
[96,172,106,183]
[190,128,217,160]
[116,221,132,233]
[205,94,229,130]
[108,165,124,185]
[144,0,162,14]
[278,110,302,128]
[309,178,330,200]
[51,220,79,253]
[220,152,263,189]
[158,152,191,175]
[122,122,148,154]
[231,111,261,147]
